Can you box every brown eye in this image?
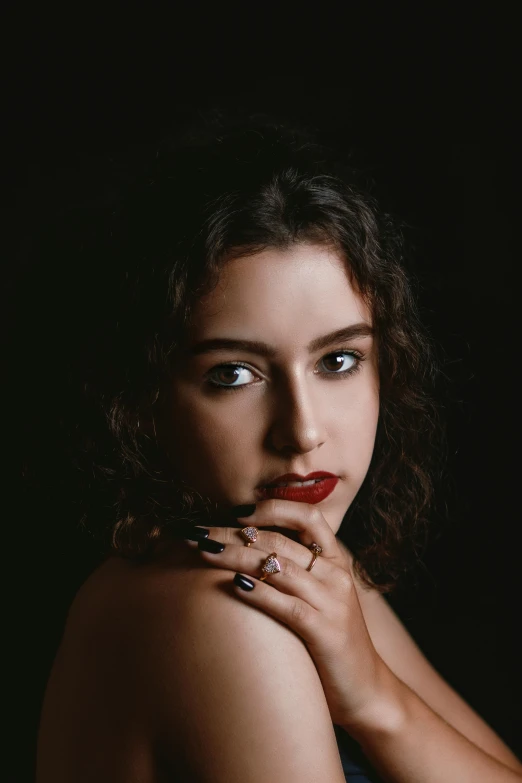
[321,353,348,372]
[320,352,357,373]
[206,363,257,389]
[215,367,242,385]
[317,350,364,380]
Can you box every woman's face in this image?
[165,243,380,536]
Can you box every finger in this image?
[186,526,329,580]
[234,499,338,555]
[231,570,322,648]
[195,540,330,611]
[181,522,307,562]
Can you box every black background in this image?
[5,6,520,781]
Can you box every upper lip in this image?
[260,471,338,487]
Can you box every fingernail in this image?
[233,573,255,591]
[198,538,225,553]
[182,527,210,541]
[230,503,256,518]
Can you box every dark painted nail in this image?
[230,503,256,518]
[233,573,255,591]
[182,527,210,541]
[198,537,225,553]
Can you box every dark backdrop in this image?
[5,7,519,781]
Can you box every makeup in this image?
[256,476,338,503]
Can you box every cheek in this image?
[338,384,379,470]
[173,394,252,443]
[361,393,380,468]
[166,391,259,474]
[360,386,380,444]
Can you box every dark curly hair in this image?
[19,112,449,594]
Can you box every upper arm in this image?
[146,569,347,783]
[343,546,522,771]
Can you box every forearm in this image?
[344,670,522,783]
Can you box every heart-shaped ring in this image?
[259,552,281,582]
[240,526,258,547]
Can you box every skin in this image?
[37,242,522,781]
[38,240,383,782]
[162,241,380,533]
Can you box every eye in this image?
[206,363,257,389]
[319,351,360,375]
[205,349,365,391]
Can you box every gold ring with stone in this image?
[306,542,323,572]
[239,526,259,547]
[259,552,281,581]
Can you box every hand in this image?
[183,498,392,731]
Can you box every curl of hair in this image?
[20,114,449,594]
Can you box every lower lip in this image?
[256,477,339,504]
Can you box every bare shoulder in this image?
[138,558,347,783]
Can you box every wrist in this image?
[341,663,410,743]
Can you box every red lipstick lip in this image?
[260,471,337,487]
[256,476,339,504]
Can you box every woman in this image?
[33,116,522,781]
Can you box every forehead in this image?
[188,244,371,337]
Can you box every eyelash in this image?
[205,349,366,392]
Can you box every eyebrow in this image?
[186,322,374,358]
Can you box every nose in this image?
[267,375,327,454]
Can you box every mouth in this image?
[259,471,338,489]
[256,474,339,504]
[264,478,324,488]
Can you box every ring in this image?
[239,526,259,547]
[259,552,281,581]
[306,542,323,572]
